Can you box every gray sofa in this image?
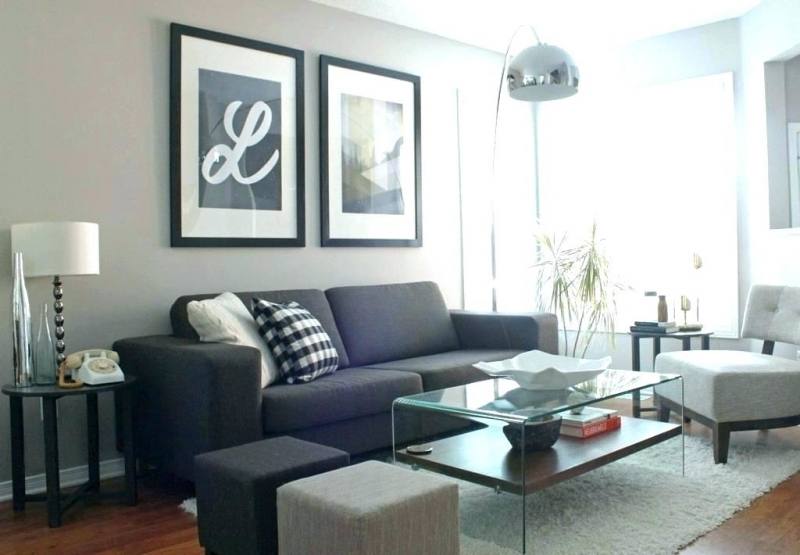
[114,281,557,481]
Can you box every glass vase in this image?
[11,252,33,387]
[34,302,57,385]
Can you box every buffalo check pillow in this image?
[251,298,339,384]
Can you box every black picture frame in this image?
[170,23,305,247]
[320,55,422,247]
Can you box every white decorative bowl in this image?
[474,350,612,390]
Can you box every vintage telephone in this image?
[58,350,124,388]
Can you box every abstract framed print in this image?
[320,56,421,247]
[170,23,305,247]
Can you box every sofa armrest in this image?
[449,310,558,354]
[113,335,263,481]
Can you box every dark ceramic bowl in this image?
[502,417,562,452]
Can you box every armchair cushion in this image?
[655,350,800,422]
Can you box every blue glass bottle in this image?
[34,302,57,385]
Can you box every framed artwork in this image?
[170,23,305,247]
[320,55,421,247]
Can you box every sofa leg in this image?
[657,403,671,423]
[713,423,730,464]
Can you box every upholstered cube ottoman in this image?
[277,460,459,555]
[194,436,349,555]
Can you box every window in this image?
[535,72,739,336]
[460,72,739,338]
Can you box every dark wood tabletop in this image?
[629,330,713,338]
[397,417,681,496]
[2,375,137,398]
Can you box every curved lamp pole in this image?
[489,26,579,311]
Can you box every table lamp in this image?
[11,222,100,374]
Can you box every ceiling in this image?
[311,0,761,52]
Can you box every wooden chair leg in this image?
[713,422,731,464]
[657,403,671,423]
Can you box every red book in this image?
[561,415,622,438]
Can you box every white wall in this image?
[739,0,800,358]
[0,0,500,482]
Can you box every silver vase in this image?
[11,252,33,387]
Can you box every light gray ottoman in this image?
[277,460,459,555]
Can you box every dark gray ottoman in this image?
[195,436,350,555]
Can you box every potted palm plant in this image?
[534,223,626,358]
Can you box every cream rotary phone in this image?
[63,350,125,386]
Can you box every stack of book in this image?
[560,407,621,438]
[629,320,679,334]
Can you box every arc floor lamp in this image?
[489,26,579,311]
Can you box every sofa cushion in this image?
[261,367,422,433]
[171,289,350,369]
[187,292,280,387]
[325,281,460,367]
[366,349,521,391]
[253,299,339,384]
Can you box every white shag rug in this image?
[181,435,800,554]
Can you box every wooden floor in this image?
[2,400,800,554]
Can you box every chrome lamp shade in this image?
[506,43,579,102]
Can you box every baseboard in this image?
[0,458,125,502]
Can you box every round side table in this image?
[2,376,138,527]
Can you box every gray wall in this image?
[740,0,800,329]
[785,55,800,122]
[0,0,500,483]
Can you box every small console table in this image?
[2,376,137,527]
[630,330,713,418]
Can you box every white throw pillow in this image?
[187,292,280,387]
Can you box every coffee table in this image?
[391,369,684,553]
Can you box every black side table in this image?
[2,376,137,527]
[630,331,712,418]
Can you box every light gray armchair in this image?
[655,285,800,463]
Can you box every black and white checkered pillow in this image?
[251,298,339,384]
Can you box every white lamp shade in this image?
[11,222,99,277]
